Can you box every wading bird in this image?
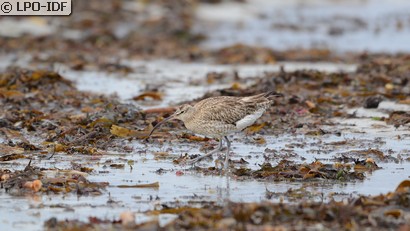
[148,91,282,168]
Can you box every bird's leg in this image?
[224,136,231,169]
[186,138,223,165]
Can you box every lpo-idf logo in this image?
[0,0,71,16]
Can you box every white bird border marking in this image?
[235,108,265,131]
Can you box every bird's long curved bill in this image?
[147,115,175,138]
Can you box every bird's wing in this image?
[194,96,270,126]
[194,96,249,125]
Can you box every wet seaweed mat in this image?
[0,161,108,195]
[44,180,410,230]
[0,67,145,155]
[186,159,380,181]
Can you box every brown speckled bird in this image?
[148,91,282,168]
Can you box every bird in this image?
[147,91,282,169]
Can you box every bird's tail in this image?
[241,91,283,103]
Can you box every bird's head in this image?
[147,104,194,138]
[173,104,194,121]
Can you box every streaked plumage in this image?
[148,91,282,169]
